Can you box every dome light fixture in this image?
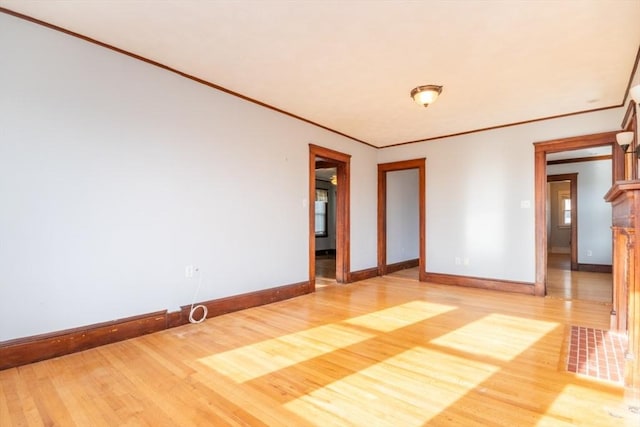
[630,84,640,104]
[411,85,443,107]
[617,131,636,154]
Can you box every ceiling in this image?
[546,145,611,162]
[316,168,337,182]
[1,1,639,148]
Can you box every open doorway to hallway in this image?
[544,147,612,303]
[308,144,351,290]
[534,131,621,297]
[314,165,337,288]
[377,158,426,281]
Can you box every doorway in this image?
[309,144,351,289]
[533,131,620,297]
[545,157,614,303]
[547,174,578,270]
[314,165,337,287]
[377,158,426,280]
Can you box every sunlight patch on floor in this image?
[284,346,499,426]
[431,313,559,361]
[541,383,632,427]
[344,300,456,332]
[197,323,375,382]
[198,301,454,382]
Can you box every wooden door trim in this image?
[377,158,426,280]
[534,131,619,296]
[309,144,351,287]
[547,173,578,270]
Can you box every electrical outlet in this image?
[455,257,462,265]
[587,250,593,257]
[463,257,470,266]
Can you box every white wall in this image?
[378,108,624,282]
[0,14,378,341]
[547,160,612,265]
[386,169,419,264]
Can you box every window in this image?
[315,188,329,237]
[558,190,571,227]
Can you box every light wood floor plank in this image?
[546,253,612,303]
[1,269,637,426]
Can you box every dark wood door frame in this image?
[547,174,578,271]
[377,158,426,280]
[309,144,351,288]
[533,131,620,296]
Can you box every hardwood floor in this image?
[315,254,337,288]
[546,253,612,303]
[1,269,636,426]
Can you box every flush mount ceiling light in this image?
[410,85,443,107]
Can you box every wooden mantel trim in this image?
[605,180,640,202]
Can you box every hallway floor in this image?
[315,254,337,288]
[546,253,612,303]
[318,253,612,304]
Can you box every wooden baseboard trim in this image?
[423,272,535,295]
[0,311,167,371]
[175,281,311,323]
[348,267,379,283]
[383,258,419,275]
[0,281,311,370]
[577,263,612,273]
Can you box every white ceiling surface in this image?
[546,145,612,162]
[316,168,337,182]
[2,1,639,147]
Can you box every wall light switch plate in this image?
[185,265,194,278]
